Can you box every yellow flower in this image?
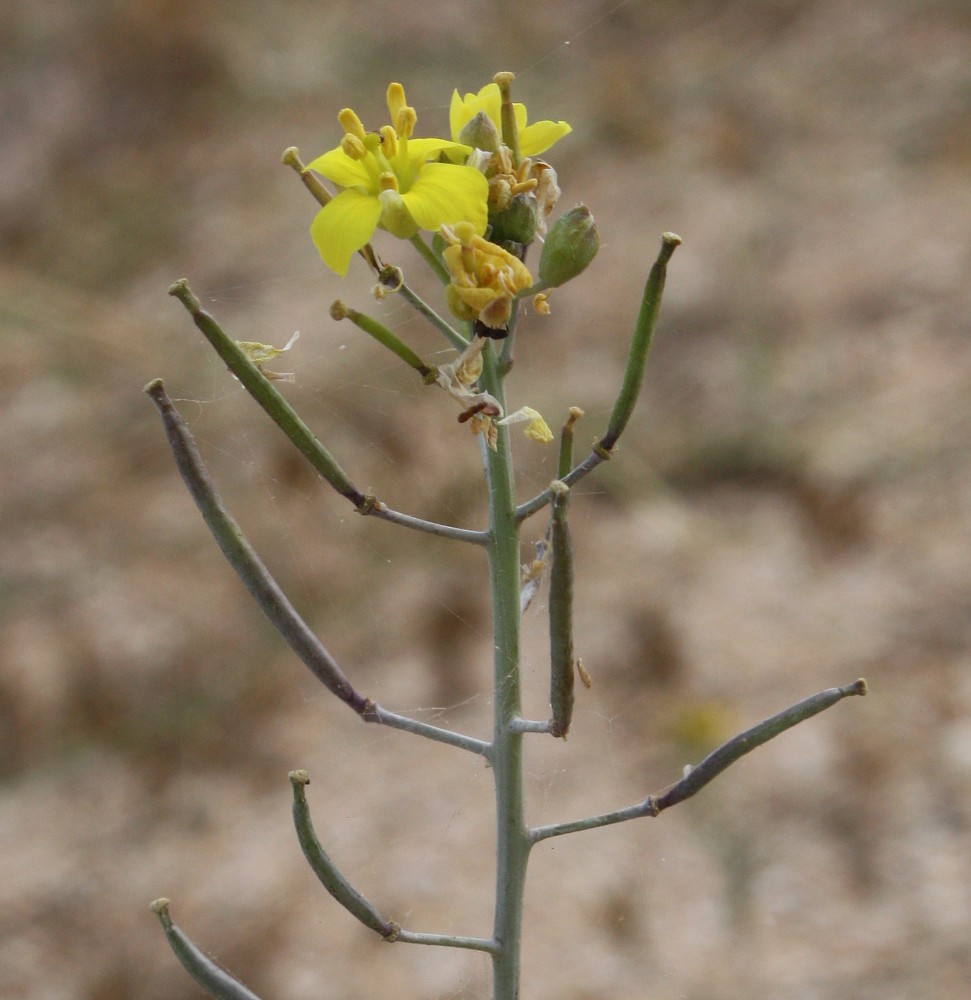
[308,84,489,276]
[440,222,533,330]
[449,82,571,157]
[497,406,553,444]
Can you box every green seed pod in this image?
[548,481,575,739]
[289,770,396,938]
[538,205,600,288]
[488,193,539,247]
[150,898,264,1000]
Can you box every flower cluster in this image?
[304,73,592,448]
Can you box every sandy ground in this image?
[3,1,971,998]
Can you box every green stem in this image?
[479,342,531,1000]
[409,232,451,285]
[369,504,488,545]
[365,704,491,756]
[332,301,438,380]
[392,929,498,954]
[394,278,469,350]
[515,450,605,523]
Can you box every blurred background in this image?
[3,1,971,998]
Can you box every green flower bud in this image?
[488,193,539,247]
[538,205,600,288]
[458,110,502,153]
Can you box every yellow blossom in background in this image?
[441,222,533,330]
[449,82,572,157]
[308,84,489,276]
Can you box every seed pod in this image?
[289,770,396,937]
[488,193,539,247]
[149,898,264,1000]
[548,481,575,738]
[538,205,599,289]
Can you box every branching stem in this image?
[365,704,491,757]
[480,341,531,1000]
[530,678,868,844]
[146,379,490,754]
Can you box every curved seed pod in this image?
[144,380,369,715]
[289,771,396,938]
[149,898,264,1000]
[548,481,575,738]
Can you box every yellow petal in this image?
[308,146,376,191]
[310,190,383,276]
[519,120,572,157]
[450,83,502,140]
[402,163,488,235]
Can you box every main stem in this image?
[481,343,530,1000]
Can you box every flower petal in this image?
[450,84,502,141]
[519,120,572,157]
[402,136,471,161]
[310,190,382,276]
[307,147,375,191]
[402,163,489,234]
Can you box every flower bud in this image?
[538,205,599,288]
[458,110,502,153]
[488,193,539,247]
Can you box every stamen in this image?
[341,134,367,160]
[386,83,407,125]
[396,106,417,141]
[338,108,367,142]
[378,125,398,161]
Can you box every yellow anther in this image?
[378,124,398,160]
[396,106,417,140]
[338,108,367,142]
[511,177,539,196]
[341,133,367,160]
[386,83,407,126]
